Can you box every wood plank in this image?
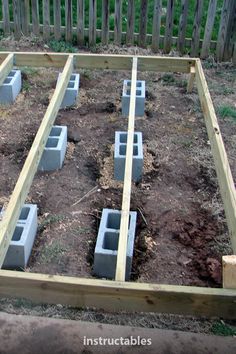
[163,0,175,54]
[2,0,10,34]
[177,0,189,55]
[0,53,14,86]
[114,0,122,44]
[32,0,40,36]
[89,0,96,46]
[216,0,231,61]
[187,65,195,93]
[0,270,236,319]
[65,0,72,42]
[139,0,148,47]
[12,0,21,39]
[223,256,236,289]
[54,0,61,40]
[222,1,236,61]
[115,57,138,282]
[191,0,203,57]
[0,55,74,267]
[152,0,162,52]
[77,0,84,45]
[201,0,217,59]
[126,0,134,45]
[195,59,236,254]
[102,0,109,45]
[43,0,50,40]
[21,0,29,35]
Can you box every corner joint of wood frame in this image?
[222,255,236,289]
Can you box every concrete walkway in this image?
[0,311,236,354]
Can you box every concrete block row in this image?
[57,73,80,109]
[2,204,38,269]
[38,125,67,172]
[122,80,145,117]
[0,70,22,104]
[114,131,143,182]
[93,208,137,280]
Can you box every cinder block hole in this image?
[19,207,30,220]
[68,81,75,88]
[12,226,24,241]
[4,78,12,84]
[120,133,138,144]
[127,81,142,88]
[70,75,76,80]
[119,145,138,156]
[126,89,142,96]
[50,127,62,137]
[106,212,130,229]
[46,138,59,148]
[8,71,15,77]
[103,232,119,251]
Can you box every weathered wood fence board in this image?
[1,0,235,62]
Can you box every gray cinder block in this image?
[3,204,38,269]
[114,131,143,182]
[0,70,22,104]
[38,125,67,171]
[122,80,145,117]
[93,208,137,280]
[57,73,80,108]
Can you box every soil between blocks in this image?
[0,66,234,288]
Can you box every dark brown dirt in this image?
[0,44,235,288]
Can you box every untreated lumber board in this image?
[187,65,196,93]
[223,255,236,289]
[0,55,74,267]
[0,53,14,86]
[115,57,138,282]
[0,270,236,319]
[195,59,236,253]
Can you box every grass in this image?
[161,73,187,89]
[38,214,66,232]
[48,39,77,53]
[40,241,68,263]
[211,321,236,336]
[217,105,236,121]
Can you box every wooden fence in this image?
[0,0,235,61]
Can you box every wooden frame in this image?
[0,52,236,319]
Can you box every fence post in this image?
[114,0,122,44]
[102,0,109,45]
[32,0,40,36]
[2,0,11,35]
[77,0,84,46]
[89,0,96,46]
[163,0,174,54]
[191,0,203,57]
[152,0,162,52]
[54,0,61,40]
[13,0,21,39]
[201,0,217,59]
[139,0,148,47]
[65,0,72,42]
[177,0,189,55]
[126,0,134,45]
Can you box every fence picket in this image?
[152,0,162,52]
[21,0,29,35]
[89,0,96,46]
[65,0,72,42]
[12,0,21,39]
[126,0,134,45]
[222,1,236,61]
[32,0,40,36]
[54,0,61,40]
[102,0,109,45]
[191,0,203,56]
[77,0,84,45]
[201,0,217,59]
[177,0,189,55]
[43,0,50,40]
[115,0,122,44]
[139,0,148,47]
[2,0,10,34]
[164,0,175,54]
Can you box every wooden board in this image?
[2,0,10,34]
[102,0,109,45]
[115,57,138,282]
[152,0,162,52]
[201,0,217,59]
[89,0,96,46]
[126,0,135,45]
[195,59,236,254]
[139,0,148,47]
[0,270,236,319]
[0,55,74,267]
[114,0,122,44]
[54,0,61,40]
[43,0,50,39]
[191,0,203,57]
[12,0,21,39]
[77,0,84,45]
[177,0,189,55]
[0,53,14,86]
[223,255,236,289]
[216,0,231,61]
[32,0,40,36]
[164,0,174,54]
[65,0,72,42]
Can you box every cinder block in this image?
[0,70,22,104]
[38,125,67,171]
[57,73,80,108]
[3,204,38,269]
[122,80,145,117]
[114,131,143,182]
[93,208,137,280]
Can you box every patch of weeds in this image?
[72,226,91,236]
[38,214,66,232]
[215,69,236,83]
[161,74,187,89]
[22,81,31,92]
[40,241,68,263]
[211,321,236,336]
[21,66,39,77]
[181,138,193,149]
[217,105,236,120]
[214,85,234,96]
[48,40,76,53]
[203,57,217,70]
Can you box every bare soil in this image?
[0,38,235,292]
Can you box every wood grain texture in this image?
[54,0,61,40]
[102,0,109,45]
[89,0,96,46]
[126,0,134,45]
[191,0,203,57]
[65,0,72,42]
[12,0,21,39]
[139,0,148,47]
[0,53,14,86]
[77,0,84,45]
[43,0,50,39]
[201,0,217,59]
[164,0,175,54]
[2,0,10,34]
[216,0,231,61]
[32,0,40,36]
[114,0,122,44]
[152,0,162,52]
[177,0,189,55]
[223,255,236,289]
